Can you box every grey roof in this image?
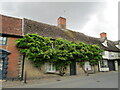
[23,18,120,52]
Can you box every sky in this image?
[0,0,119,41]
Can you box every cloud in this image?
[0,1,118,41]
[79,0,118,41]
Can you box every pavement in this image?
[2,71,119,88]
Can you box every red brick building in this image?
[0,15,22,80]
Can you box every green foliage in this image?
[16,34,103,75]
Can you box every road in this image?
[5,71,119,88]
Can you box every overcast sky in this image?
[0,0,119,41]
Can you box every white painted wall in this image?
[102,51,120,59]
[102,51,109,59]
[109,52,120,59]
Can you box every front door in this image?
[70,61,76,75]
[118,60,120,66]
[108,60,115,71]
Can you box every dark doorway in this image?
[70,61,76,75]
[118,60,120,66]
[108,60,115,71]
[0,48,10,80]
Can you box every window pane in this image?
[0,37,2,40]
[45,62,56,72]
[0,37,7,45]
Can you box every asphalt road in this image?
[13,71,118,88]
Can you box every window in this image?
[0,37,7,45]
[102,40,107,47]
[84,61,91,71]
[45,62,56,73]
[110,52,114,57]
[118,53,120,57]
[100,60,108,68]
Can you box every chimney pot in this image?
[57,17,66,29]
[100,32,107,39]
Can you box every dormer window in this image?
[102,40,107,47]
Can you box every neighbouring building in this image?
[98,32,120,72]
[0,15,120,80]
[0,15,23,80]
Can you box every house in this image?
[0,15,23,80]
[98,32,120,72]
[0,15,120,80]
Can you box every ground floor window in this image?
[84,61,91,71]
[45,62,56,73]
[100,60,108,68]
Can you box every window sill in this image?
[45,71,56,74]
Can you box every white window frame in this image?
[45,62,56,73]
[0,36,7,45]
[110,52,114,57]
[84,61,91,71]
[100,60,108,68]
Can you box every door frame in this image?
[70,61,77,75]
[0,48,10,80]
[108,60,115,71]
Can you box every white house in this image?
[98,32,120,72]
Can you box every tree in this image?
[16,34,103,76]
[88,45,103,73]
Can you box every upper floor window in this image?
[0,37,7,45]
[102,40,107,47]
[118,53,120,57]
[110,52,114,57]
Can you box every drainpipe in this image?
[20,54,26,81]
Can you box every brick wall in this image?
[0,15,22,79]
[0,37,22,79]
[0,15,22,36]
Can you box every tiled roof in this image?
[23,18,120,52]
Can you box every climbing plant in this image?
[16,34,103,75]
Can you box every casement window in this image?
[118,53,120,57]
[0,37,7,45]
[84,61,91,71]
[45,62,56,73]
[100,60,108,68]
[110,52,114,57]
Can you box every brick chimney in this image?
[100,32,107,39]
[57,17,66,29]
